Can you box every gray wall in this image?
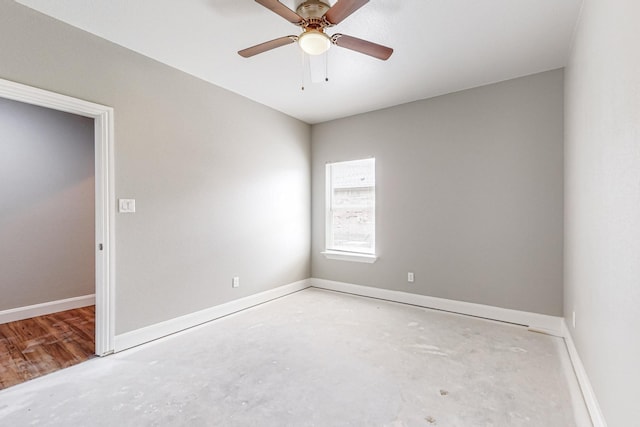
[312,70,564,316]
[564,0,640,424]
[0,97,94,310]
[0,2,311,334]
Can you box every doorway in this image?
[0,78,114,362]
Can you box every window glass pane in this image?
[327,158,375,254]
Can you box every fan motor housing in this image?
[296,0,331,20]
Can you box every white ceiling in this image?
[16,0,582,124]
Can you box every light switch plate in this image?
[119,199,136,213]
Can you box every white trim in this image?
[321,251,378,263]
[0,295,95,325]
[562,320,608,427]
[93,99,116,357]
[310,278,563,335]
[0,80,113,117]
[0,78,115,356]
[325,163,332,249]
[114,279,311,352]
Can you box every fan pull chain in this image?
[325,51,329,82]
[301,50,305,91]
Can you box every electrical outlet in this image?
[407,272,414,283]
[232,276,240,288]
[572,311,576,328]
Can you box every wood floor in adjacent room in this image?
[0,306,95,390]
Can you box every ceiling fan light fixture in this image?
[298,29,331,55]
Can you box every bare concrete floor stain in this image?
[0,288,590,426]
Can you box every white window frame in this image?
[322,158,377,263]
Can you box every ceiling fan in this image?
[238,0,393,60]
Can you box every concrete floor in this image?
[0,288,590,426]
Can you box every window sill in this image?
[321,251,378,264]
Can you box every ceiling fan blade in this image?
[255,0,305,25]
[238,36,298,58]
[331,34,393,60]
[324,0,369,25]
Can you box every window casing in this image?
[325,158,375,258]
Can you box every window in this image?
[324,158,376,263]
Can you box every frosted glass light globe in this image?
[298,30,331,55]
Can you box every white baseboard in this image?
[562,320,608,427]
[310,278,564,335]
[0,294,96,325]
[114,279,311,352]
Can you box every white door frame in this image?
[0,78,115,356]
